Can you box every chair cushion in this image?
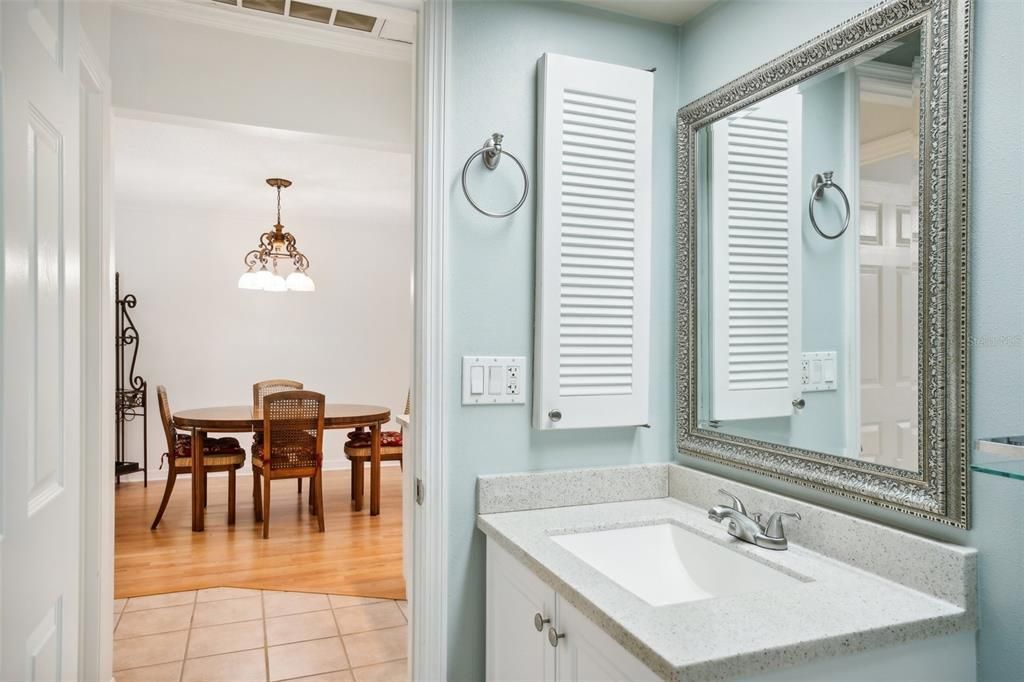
[173,453,245,469]
[345,430,402,448]
[344,445,404,460]
[174,434,244,457]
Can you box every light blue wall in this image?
[676,1,1024,680]
[795,73,849,452]
[445,0,1021,678]
[445,2,680,679]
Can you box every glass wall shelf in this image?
[973,436,1024,481]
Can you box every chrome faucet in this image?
[707,489,801,551]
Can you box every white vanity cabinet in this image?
[486,539,660,682]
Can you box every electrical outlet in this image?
[506,366,520,395]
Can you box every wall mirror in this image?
[676,0,971,527]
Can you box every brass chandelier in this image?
[238,178,315,292]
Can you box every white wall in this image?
[80,0,112,68]
[110,4,412,148]
[114,116,412,480]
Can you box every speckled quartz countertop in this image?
[477,464,976,681]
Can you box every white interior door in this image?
[858,179,918,468]
[1,1,84,679]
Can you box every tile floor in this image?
[113,588,409,681]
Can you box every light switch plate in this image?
[462,356,527,405]
[800,351,838,392]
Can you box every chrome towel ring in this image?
[808,171,851,240]
[461,133,530,218]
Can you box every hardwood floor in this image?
[115,467,405,601]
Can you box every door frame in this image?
[78,1,452,680]
[409,0,450,678]
[78,29,116,680]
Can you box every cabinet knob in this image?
[548,409,562,422]
[533,613,550,632]
[792,398,805,409]
[547,626,565,648]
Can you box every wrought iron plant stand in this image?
[115,272,148,485]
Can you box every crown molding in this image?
[114,0,412,62]
[861,129,916,165]
[857,61,916,106]
[113,106,412,155]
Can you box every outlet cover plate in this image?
[800,351,838,392]
[462,356,526,405]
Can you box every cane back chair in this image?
[252,390,326,538]
[151,385,246,529]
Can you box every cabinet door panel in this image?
[486,540,557,682]
[555,599,659,682]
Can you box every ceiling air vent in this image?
[332,9,376,32]
[289,0,333,24]
[240,0,285,15]
[209,1,399,42]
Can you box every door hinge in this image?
[415,477,425,505]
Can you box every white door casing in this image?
[2,0,84,679]
[709,91,803,421]
[78,29,115,682]
[410,0,449,679]
[534,53,653,430]
[858,179,918,468]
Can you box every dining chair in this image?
[151,385,246,530]
[252,390,326,538]
[252,379,306,496]
[344,392,408,511]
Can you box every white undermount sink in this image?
[551,523,803,606]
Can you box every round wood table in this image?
[173,404,391,531]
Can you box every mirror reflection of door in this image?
[856,49,921,470]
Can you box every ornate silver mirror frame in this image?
[676,0,971,527]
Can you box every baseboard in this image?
[118,460,402,484]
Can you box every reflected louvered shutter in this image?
[710,91,803,421]
[534,53,652,430]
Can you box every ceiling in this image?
[567,0,718,25]
[113,115,412,225]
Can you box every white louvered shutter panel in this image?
[534,53,652,430]
[710,91,803,421]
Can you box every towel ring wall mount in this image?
[808,171,850,240]
[461,133,530,218]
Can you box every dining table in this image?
[172,403,391,531]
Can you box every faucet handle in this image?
[763,512,801,539]
[717,489,748,515]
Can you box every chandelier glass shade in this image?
[238,178,315,292]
